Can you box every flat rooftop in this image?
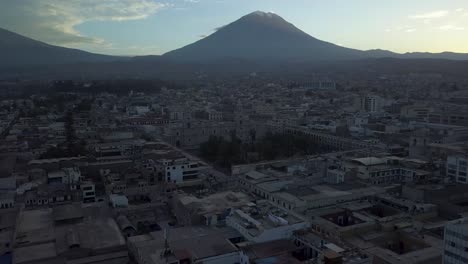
[130,227,240,264]
[177,191,253,215]
[229,202,304,233]
[14,243,57,264]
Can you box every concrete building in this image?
[447,154,468,184]
[81,181,96,203]
[13,204,128,264]
[0,193,14,209]
[325,166,345,184]
[444,217,468,264]
[360,95,382,113]
[363,230,443,264]
[172,191,253,226]
[24,183,76,208]
[239,239,303,264]
[238,169,385,212]
[160,158,206,186]
[128,226,242,264]
[47,167,82,192]
[346,156,430,185]
[226,200,308,243]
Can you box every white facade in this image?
[325,168,345,184]
[109,194,129,208]
[360,95,382,113]
[208,111,223,121]
[81,182,96,203]
[226,209,308,243]
[447,155,468,184]
[163,159,204,185]
[47,167,82,187]
[444,218,468,264]
[0,193,14,209]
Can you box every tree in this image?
[199,132,321,168]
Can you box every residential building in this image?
[172,191,253,226]
[81,181,96,203]
[360,95,382,113]
[447,154,468,184]
[128,226,242,264]
[160,158,206,186]
[226,201,308,243]
[13,204,128,264]
[444,217,468,264]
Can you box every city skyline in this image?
[1,0,468,56]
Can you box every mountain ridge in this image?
[2,11,468,69]
[162,11,468,62]
[163,11,366,61]
[0,28,125,68]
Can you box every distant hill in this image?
[0,28,124,68]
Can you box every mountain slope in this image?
[163,11,367,61]
[0,28,123,67]
[163,11,468,62]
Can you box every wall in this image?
[200,251,240,264]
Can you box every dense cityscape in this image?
[2,3,468,264]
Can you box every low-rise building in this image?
[160,158,206,186]
[81,181,96,203]
[128,226,242,264]
[447,154,468,184]
[172,191,253,226]
[226,201,308,243]
[444,217,468,264]
[13,204,128,264]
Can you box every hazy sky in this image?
[1,0,468,55]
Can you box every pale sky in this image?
[1,0,467,55]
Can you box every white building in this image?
[81,181,96,203]
[208,110,223,121]
[360,95,382,113]
[447,155,468,184]
[444,217,468,264]
[109,194,129,208]
[126,105,150,116]
[324,167,345,184]
[226,204,308,243]
[161,158,205,186]
[47,167,82,188]
[0,193,14,209]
